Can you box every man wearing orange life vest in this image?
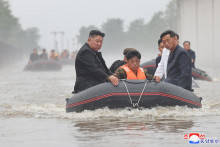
[113,50,153,80]
[49,49,59,61]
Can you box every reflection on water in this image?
[70,116,220,146]
[73,118,194,136]
[71,118,195,146]
[0,61,220,146]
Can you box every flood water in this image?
[0,59,220,147]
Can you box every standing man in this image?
[183,41,196,68]
[155,39,164,68]
[160,30,192,91]
[73,30,119,93]
[154,33,179,82]
[154,42,170,82]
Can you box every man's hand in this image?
[154,76,161,83]
[108,75,119,86]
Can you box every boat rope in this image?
[121,81,147,108]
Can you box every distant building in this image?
[177,0,220,67]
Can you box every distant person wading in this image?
[183,41,196,68]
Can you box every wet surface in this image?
[0,61,220,146]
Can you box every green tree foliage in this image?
[125,19,146,49]
[77,25,98,45]
[101,18,125,52]
[144,11,167,50]
[0,0,40,52]
[77,0,177,53]
[164,0,178,31]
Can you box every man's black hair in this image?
[123,48,136,56]
[158,39,162,46]
[176,33,179,40]
[160,30,176,39]
[126,50,141,60]
[183,41,191,45]
[89,30,105,38]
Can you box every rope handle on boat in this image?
[121,81,147,108]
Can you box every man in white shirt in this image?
[154,48,170,82]
[154,33,198,89]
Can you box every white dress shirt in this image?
[154,48,199,88]
[154,48,170,78]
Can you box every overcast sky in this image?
[8,0,170,51]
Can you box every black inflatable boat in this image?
[59,59,75,65]
[141,59,212,81]
[66,80,202,113]
[24,60,62,71]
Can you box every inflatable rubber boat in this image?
[191,68,212,81]
[24,60,62,71]
[140,59,212,81]
[66,80,202,113]
[59,59,75,65]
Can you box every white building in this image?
[178,0,220,67]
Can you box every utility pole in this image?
[67,39,70,52]
[51,31,58,52]
[72,37,79,51]
[51,31,65,53]
[59,31,65,51]
[72,38,75,51]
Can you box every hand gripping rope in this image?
[121,81,147,108]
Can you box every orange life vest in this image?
[121,64,146,80]
[50,53,59,60]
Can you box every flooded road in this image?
[0,60,220,147]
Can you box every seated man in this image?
[60,49,70,60]
[28,48,40,64]
[49,49,59,61]
[70,50,78,59]
[40,48,48,60]
[113,50,153,80]
[110,48,136,73]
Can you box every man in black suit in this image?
[160,30,192,91]
[73,30,119,93]
[183,41,196,68]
